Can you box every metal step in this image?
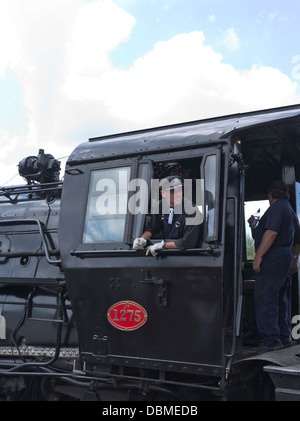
[264,363,300,401]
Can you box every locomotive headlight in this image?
[18,149,61,184]
[18,156,39,179]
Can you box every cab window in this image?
[83,166,131,243]
[136,151,220,247]
[202,154,219,241]
[297,182,300,221]
[244,199,269,260]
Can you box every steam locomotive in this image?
[0,104,300,401]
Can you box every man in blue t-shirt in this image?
[249,180,300,353]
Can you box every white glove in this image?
[146,240,165,256]
[133,237,147,250]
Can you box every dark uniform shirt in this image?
[255,198,300,251]
[145,198,202,250]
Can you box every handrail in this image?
[70,247,219,258]
[0,250,59,258]
[0,218,61,266]
[224,196,238,358]
[0,182,63,195]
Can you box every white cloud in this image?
[66,0,135,77]
[292,55,300,80]
[222,27,240,51]
[0,0,136,184]
[257,9,294,26]
[0,1,21,77]
[0,0,299,186]
[69,31,298,129]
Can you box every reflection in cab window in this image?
[244,200,269,260]
[83,167,131,243]
[297,182,300,222]
[203,155,217,240]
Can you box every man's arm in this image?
[141,231,152,241]
[253,229,278,273]
[164,241,177,249]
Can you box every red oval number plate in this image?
[107,301,147,331]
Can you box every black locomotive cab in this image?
[61,129,224,365]
[58,104,300,400]
[1,104,300,401]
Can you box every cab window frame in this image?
[80,158,136,250]
[201,148,221,243]
[133,146,221,249]
[77,145,222,252]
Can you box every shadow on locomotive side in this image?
[0,104,300,401]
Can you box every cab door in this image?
[59,147,225,378]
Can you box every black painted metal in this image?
[0,104,300,400]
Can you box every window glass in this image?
[296,182,300,222]
[131,163,152,240]
[204,155,217,239]
[83,167,131,243]
[244,200,269,260]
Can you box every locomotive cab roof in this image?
[67,103,300,166]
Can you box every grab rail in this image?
[0,218,61,266]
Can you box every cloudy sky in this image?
[0,0,300,185]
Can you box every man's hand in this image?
[133,237,147,250]
[253,255,262,273]
[146,241,165,256]
[290,256,299,275]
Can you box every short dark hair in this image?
[268,180,289,200]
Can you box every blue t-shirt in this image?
[255,199,300,250]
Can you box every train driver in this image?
[133,175,202,256]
